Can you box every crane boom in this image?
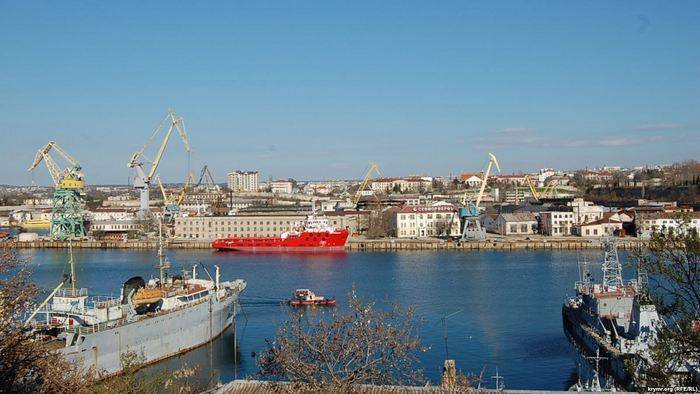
[353,162,382,207]
[128,110,192,218]
[28,141,82,188]
[474,153,500,208]
[524,175,540,202]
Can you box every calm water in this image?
[21,248,624,390]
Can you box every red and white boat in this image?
[211,215,349,253]
[288,289,336,307]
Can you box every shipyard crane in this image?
[156,174,190,222]
[524,175,562,201]
[195,165,220,192]
[128,110,191,219]
[524,175,541,202]
[28,141,86,240]
[353,162,382,208]
[458,153,500,241]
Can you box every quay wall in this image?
[2,239,646,251]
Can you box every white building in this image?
[637,212,700,238]
[540,211,575,236]
[576,217,623,237]
[460,173,482,188]
[89,207,135,221]
[270,179,294,194]
[90,219,140,233]
[370,177,432,193]
[491,213,538,235]
[567,198,606,225]
[393,203,460,238]
[227,170,259,192]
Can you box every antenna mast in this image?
[601,239,623,289]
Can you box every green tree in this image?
[632,218,700,386]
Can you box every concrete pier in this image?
[2,238,645,251]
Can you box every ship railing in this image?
[57,288,88,297]
[64,317,128,335]
[87,295,121,309]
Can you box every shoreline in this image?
[2,238,646,251]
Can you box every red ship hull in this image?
[212,229,350,253]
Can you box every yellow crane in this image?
[28,141,84,190]
[27,141,86,240]
[524,175,560,201]
[353,162,382,207]
[524,175,540,202]
[156,174,191,221]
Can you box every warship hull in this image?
[60,289,241,376]
[562,303,635,389]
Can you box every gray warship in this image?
[27,236,246,376]
[562,240,662,390]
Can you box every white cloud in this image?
[630,123,683,132]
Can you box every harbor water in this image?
[21,248,627,390]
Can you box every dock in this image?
[2,238,646,251]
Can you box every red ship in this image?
[212,215,349,252]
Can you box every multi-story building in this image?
[88,207,136,221]
[636,211,700,238]
[370,177,432,193]
[173,211,368,240]
[270,179,294,194]
[567,198,605,225]
[540,210,575,236]
[175,214,305,240]
[393,203,460,238]
[227,170,259,192]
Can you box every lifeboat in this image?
[288,289,336,307]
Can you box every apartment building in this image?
[227,170,259,192]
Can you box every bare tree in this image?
[631,219,700,386]
[258,291,426,391]
[0,246,88,393]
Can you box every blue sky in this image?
[1,1,698,185]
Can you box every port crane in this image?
[128,110,191,219]
[524,175,562,202]
[28,141,86,240]
[156,174,190,222]
[195,165,220,192]
[458,153,500,241]
[353,162,382,208]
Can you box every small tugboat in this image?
[288,289,336,307]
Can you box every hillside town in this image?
[2,155,698,244]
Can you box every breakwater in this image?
[3,238,645,251]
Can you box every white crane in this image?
[128,110,191,218]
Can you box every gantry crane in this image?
[524,175,561,202]
[458,153,500,241]
[28,141,86,240]
[353,162,382,208]
[195,165,220,192]
[128,110,191,219]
